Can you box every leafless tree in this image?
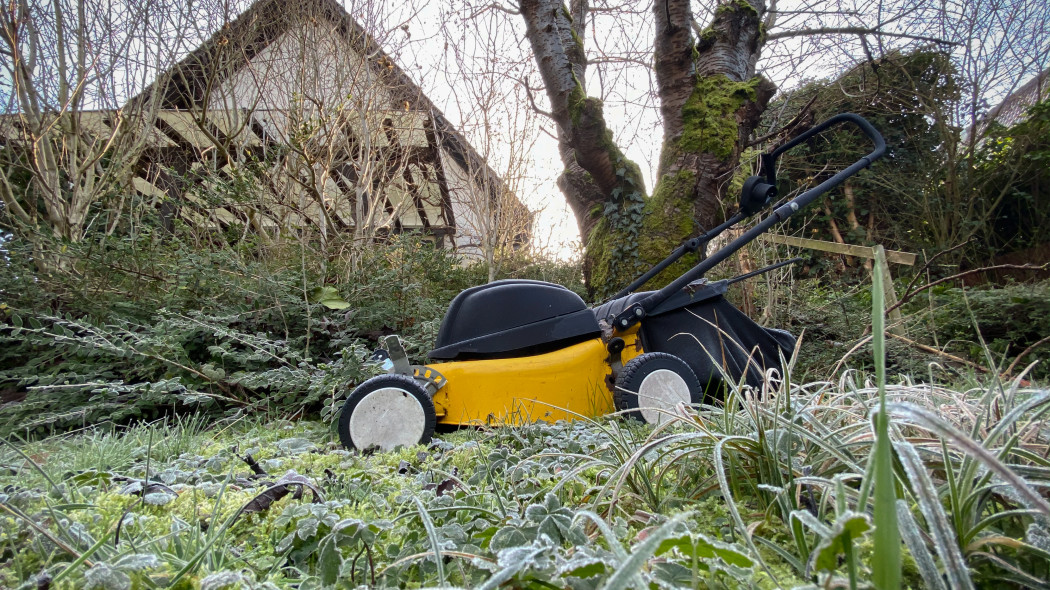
[155,0,514,275]
[461,0,1045,295]
[151,1,423,251]
[926,0,1049,256]
[769,0,1048,261]
[0,0,195,247]
[434,3,537,282]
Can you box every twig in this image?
[830,331,1002,380]
[830,335,873,378]
[748,94,818,147]
[241,453,268,476]
[367,543,376,586]
[887,263,1050,317]
[765,26,958,46]
[1003,335,1050,378]
[0,503,91,566]
[900,240,972,304]
[522,78,553,120]
[467,2,519,18]
[886,333,988,373]
[378,550,492,576]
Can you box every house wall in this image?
[178,15,522,257]
[208,22,393,135]
[439,148,487,260]
[197,21,437,237]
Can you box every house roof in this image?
[135,0,517,216]
[983,68,1049,129]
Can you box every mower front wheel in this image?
[613,353,702,425]
[338,374,436,452]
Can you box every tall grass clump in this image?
[2,355,1047,587]
[532,256,1048,587]
[2,209,1047,588]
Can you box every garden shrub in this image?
[0,228,583,437]
[927,280,1050,378]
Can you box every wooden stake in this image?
[761,234,916,266]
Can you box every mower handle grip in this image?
[761,113,885,186]
[610,113,886,334]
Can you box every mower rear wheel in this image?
[338,374,436,452]
[614,353,702,425]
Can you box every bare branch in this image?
[888,263,1050,317]
[1004,335,1050,378]
[522,78,554,119]
[765,26,958,46]
[747,93,818,147]
[467,2,520,18]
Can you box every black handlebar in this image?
[609,113,886,333]
[761,113,886,188]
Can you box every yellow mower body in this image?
[429,330,644,426]
[336,278,790,453]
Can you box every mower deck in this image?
[429,330,643,426]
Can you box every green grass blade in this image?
[168,474,234,586]
[573,510,630,561]
[51,516,119,585]
[713,436,778,585]
[941,439,963,544]
[870,246,901,590]
[412,496,446,586]
[2,436,67,501]
[599,512,691,590]
[887,403,1050,517]
[477,543,547,590]
[754,535,806,575]
[981,393,1050,451]
[894,438,972,589]
[896,500,948,590]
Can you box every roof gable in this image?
[984,68,1049,129]
[136,0,511,217]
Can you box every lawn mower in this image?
[337,114,886,451]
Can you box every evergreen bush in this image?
[0,227,583,437]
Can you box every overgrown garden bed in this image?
[3,368,1047,588]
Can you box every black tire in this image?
[613,353,702,425]
[338,374,436,452]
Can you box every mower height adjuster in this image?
[613,304,645,332]
[378,335,446,395]
[409,365,448,396]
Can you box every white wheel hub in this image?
[347,387,427,451]
[637,369,691,425]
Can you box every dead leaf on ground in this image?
[423,477,461,497]
[228,470,325,526]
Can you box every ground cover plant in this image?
[2,360,1048,588]
[2,5,1048,583]
[0,231,584,440]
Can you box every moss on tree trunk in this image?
[584,73,767,299]
[679,76,762,160]
[521,0,772,299]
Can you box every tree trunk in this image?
[521,0,774,297]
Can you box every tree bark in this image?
[521,0,775,296]
[520,0,623,230]
[659,0,775,228]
